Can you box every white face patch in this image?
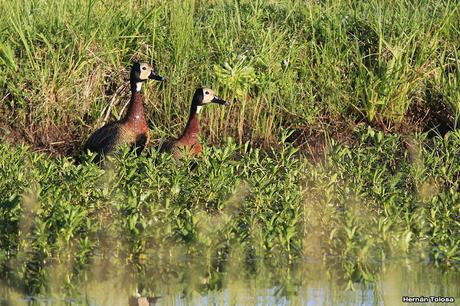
[139,63,152,80]
[135,82,142,92]
[202,88,215,104]
[196,105,203,114]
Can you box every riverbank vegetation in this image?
[1,128,459,295]
[0,0,458,154]
[0,0,459,300]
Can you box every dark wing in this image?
[83,122,121,156]
[159,139,188,160]
[158,139,174,153]
[132,133,149,155]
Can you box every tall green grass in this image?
[0,0,459,296]
[0,0,459,151]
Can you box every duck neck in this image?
[124,81,146,124]
[179,103,202,142]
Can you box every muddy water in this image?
[0,256,458,305]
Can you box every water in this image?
[0,255,458,305]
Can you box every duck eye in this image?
[205,91,209,95]
[142,67,147,70]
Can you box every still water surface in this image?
[0,256,458,305]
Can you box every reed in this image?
[0,0,458,152]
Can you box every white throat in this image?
[135,82,142,92]
[196,105,203,114]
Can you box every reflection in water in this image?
[0,255,459,305]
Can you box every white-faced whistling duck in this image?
[83,62,164,160]
[160,87,229,159]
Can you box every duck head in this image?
[130,62,165,91]
[192,87,229,112]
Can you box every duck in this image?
[160,87,229,159]
[83,62,164,160]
